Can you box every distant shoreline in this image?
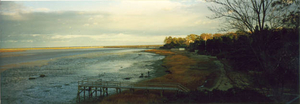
[0,45,163,52]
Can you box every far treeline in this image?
[162,0,299,100]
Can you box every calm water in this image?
[0,48,126,66]
[0,48,164,104]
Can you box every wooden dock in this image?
[77,79,190,102]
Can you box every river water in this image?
[0,48,164,104]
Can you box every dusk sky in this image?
[0,0,220,48]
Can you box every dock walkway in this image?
[77,79,190,102]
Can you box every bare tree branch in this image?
[206,0,277,32]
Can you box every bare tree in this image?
[207,0,276,32]
[271,0,300,29]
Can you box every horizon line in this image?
[0,44,164,50]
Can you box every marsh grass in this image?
[100,49,216,104]
[144,49,175,55]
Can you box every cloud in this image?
[197,0,207,2]
[49,33,165,44]
[110,1,183,14]
[33,8,50,12]
[51,35,103,39]
[31,34,41,37]
[0,1,26,13]
[20,40,33,42]
[0,10,111,35]
[0,1,30,20]
[6,40,18,43]
[0,1,220,48]
[83,24,90,27]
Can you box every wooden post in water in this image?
[115,88,121,93]
[91,87,94,98]
[92,87,94,97]
[144,89,149,95]
[77,86,80,102]
[160,90,164,97]
[88,87,91,98]
[130,88,134,93]
[95,87,97,97]
[105,87,108,95]
[103,87,105,96]
[100,87,103,96]
[102,87,106,96]
[83,87,86,100]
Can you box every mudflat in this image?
[0,48,164,104]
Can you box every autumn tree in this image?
[163,36,188,49]
[164,36,173,44]
[200,33,213,40]
[213,33,223,38]
[177,37,187,46]
[185,34,198,45]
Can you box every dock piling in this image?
[76,79,189,102]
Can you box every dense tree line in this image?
[162,27,298,98]
[162,34,213,49]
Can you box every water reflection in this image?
[1,49,164,104]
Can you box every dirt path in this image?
[211,60,233,91]
[186,53,233,91]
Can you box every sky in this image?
[0,0,220,48]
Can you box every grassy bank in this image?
[99,49,216,104]
[144,49,214,90]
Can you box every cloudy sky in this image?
[0,0,220,48]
